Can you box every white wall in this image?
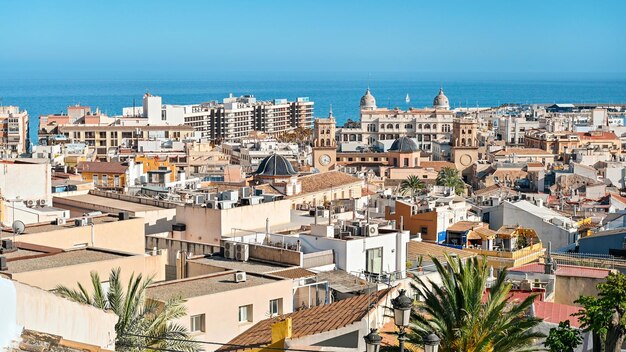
[0,277,117,349]
[0,162,51,203]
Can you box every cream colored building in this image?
[0,277,117,350]
[337,88,455,150]
[4,214,147,254]
[0,246,166,290]
[0,106,29,157]
[146,271,293,352]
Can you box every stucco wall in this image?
[9,251,167,290]
[176,200,292,245]
[555,275,604,306]
[15,217,146,254]
[0,277,117,349]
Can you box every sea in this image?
[0,74,625,145]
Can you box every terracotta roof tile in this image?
[510,263,611,279]
[268,267,316,279]
[299,171,363,194]
[77,162,128,174]
[218,289,391,351]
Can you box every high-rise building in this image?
[183,95,314,143]
[0,105,29,157]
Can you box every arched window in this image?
[424,124,431,130]
[461,138,466,146]
[326,129,330,135]
[432,124,437,130]
[349,134,356,141]
[380,124,385,130]
[326,139,331,146]
[387,124,394,129]
[320,139,325,146]
[387,134,393,139]
[380,135,385,140]
[395,124,400,129]
[418,124,423,129]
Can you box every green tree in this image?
[436,167,465,195]
[54,268,200,352]
[409,255,544,352]
[544,320,583,352]
[399,175,426,197]
[574,272,626,352]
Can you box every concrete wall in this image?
[176,200,292,245]
[15,217,146,254]
[0,277,117,349]
[248,243,302,266]
[555,275,605,306]
[8,250,167,291]
[146,236,220,266]
[579,232,625,254]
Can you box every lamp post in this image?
[423,332,441,352]
[391,289,413,352]
[363,328,381,352]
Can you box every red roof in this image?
[534,301,582,327]
[577,131,618,140]
[511,263,611,279]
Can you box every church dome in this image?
[433,88,450,109]
[389,136,419,153]
[255,154,298,176]
[360,88,377,110]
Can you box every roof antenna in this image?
[329,104,333,117]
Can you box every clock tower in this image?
[451,118,479,176]
[312,108,337,173]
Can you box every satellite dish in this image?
[12,220,25,235]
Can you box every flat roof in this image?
[2,248,129,274]
[0,214,126,236]
[188,256,293,274]
[146,271,283,300]
[56,194,165,213]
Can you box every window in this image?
[190,314,205,332]
[366,247,383,275]
[99,132,107,139]
[269,299,282,317]
[102,175,108,186]
[238,305,252,323]
[420,227,428,235]
[93,174,99,185]
[114,175,120,187]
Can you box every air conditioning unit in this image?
[365,224,379,237]
[24,200,35,208]
[235,243,249,262]
[234,271,247,283]
[55,218,66,225]
[224,241,236,259]
[38,199,47,207]
[74,218,88,227]
[206,200,219,209]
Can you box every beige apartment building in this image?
[0,246,166,290]
[146,271,293,352]
[0,106,29,157]
[56,125,196,160]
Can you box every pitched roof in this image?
[219,289,391,351]
[299,171,362,194]
[77,162,128,174]
[446,221,484,233]
[577,131,619,140]
[534,301,582,327]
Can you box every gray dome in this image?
[433,88,450,109]
[360,88,377,110]
[389,137,419,153]
[255,154,298,176]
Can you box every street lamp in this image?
[391,289,413,352]
[423,332,441,352]
[363,328,381,352]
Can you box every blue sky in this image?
[1,0,624,79]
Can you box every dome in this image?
[360,88,377,110]
[389,136,419,153]
[255,154,298,177]
[433,88,450,109]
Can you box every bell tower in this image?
[312,107,337,173]
[451,118,479,173]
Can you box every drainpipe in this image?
[90,223,95,246]
[266,217,270,235]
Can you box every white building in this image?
[482,200,578,250]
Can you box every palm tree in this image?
[54,268,200,352]
[436,167,465,195]
[408,255,544,352]
[399,175,426,197]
